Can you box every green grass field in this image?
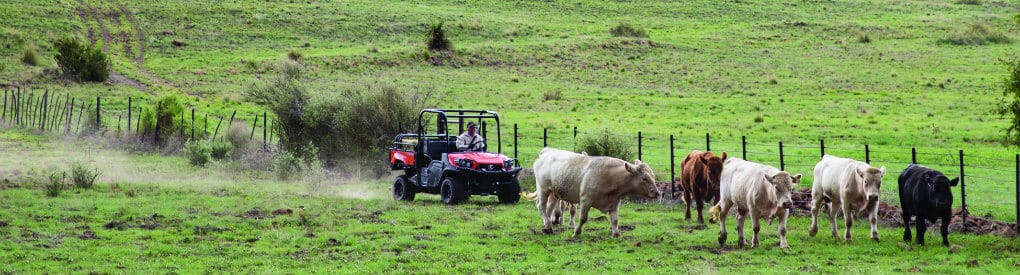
[2,0,1020,272]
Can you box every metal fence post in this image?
[741,136,747,160]
[705,132,711,151]
[191,108,196,140]
[543,128,547,148]
[820,139,825,159]
[573,126,578,151]
[638,131,643,160]
[95,96,100,129]
[127,97,131,134]
[865,144,870,164]
[670,134,675,200]
[959,150,967,231]
[513,123,518,161]
[911,147,917,163]
[779,141,785,171]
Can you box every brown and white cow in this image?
[533,148,660,237]
[809,155,886,241]
[709,158,801,248]
[681,150,727,224]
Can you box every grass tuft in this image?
[610,22,648,38]
[940,22,1010,45]
[70,162,101,189]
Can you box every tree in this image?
[998,56,1020,146]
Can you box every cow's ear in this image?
[856,167,866,178]
[791,174,802,184]
[879,166,887,176]
[765,173,775,185]
[721,151,728,161]
[949,177,959,187]
[626,162,639,174]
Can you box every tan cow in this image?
[809,155,886,241]
[709,158,801,248]
[533,148,660,237]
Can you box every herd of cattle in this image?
[530,148,961,248]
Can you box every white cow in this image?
[809,155,886,241]
[709,158,801,248]
[533,148,660,237]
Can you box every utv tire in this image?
[393,175,415,201]
[440,177,467,205]
[498,179,521,204]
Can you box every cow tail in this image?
[708,203,721,224]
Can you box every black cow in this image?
[898,163,959,246]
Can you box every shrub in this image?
[427,22,453,52]
[273,151,304,180]
[955,0,981,4]
[45,172,65,197]
[70,162,101,189]
[543,90,562,101]
[287,49,303,61]
[856,32,872,43]
[53,36,109,82]
[225,122,251,158]
[998,56,1020,146]
[154,94,185,146]
[210,140,233,160]
[21,46,38,66]
[610,22,648,38]
[577,128,635,161]
[940,22,1011,45]
[184,140,212,167]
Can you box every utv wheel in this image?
[440,177,467,205]
[393,176,415,201]
[498,179,521,204]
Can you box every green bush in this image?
[543,90,563,101]
[576,128,635,161]
[287,49,303,61]
[940,22,1011,45]
[21,46,38,66]
[53,36,109,82]
[184,140,212,167]
[70,162,101,189]
[139,106,156,136]
[225,122,251,158]
[210,140,232,160]
[154,94,185,145]
[955,0,981,5]
[273,151,304,180]
[427,22,453,52]
[45,172,65,197]
[998,56,1020,146]
[610,22,648,38]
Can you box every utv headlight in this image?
[456,158,474,169]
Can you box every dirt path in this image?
[118,4,145,67]
[79,0,112,53]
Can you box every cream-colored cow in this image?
[710,158,800,248]
[809,155,886,241]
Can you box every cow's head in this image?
[928,173,959,210]
[857,166,886,202]
[627,160,660,199]
[703,151,727,193]
[765,171,802,209]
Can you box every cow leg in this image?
[869,208,880,241]
[828,201,840,238]
[940,214,951,246]
[915,217,926,245]
[778,208,790,249]
[610,202,622,237]
[750,212,761,248]
[568,203,577,228]
[696,196,706,225]
[842,202,854,241]
[902,210,912,242]
[551,199,563,226]
[683,188,693,221]
[809,196,823,237]
[536,189,554,234]
[717,201,732,246]
[572,202,592,238]
[736,209,748,247]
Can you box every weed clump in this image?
[610,22,648,38]
[940,22,1010,45]
[184,140,212,167]
[53,36,109,82]
[21,46,39,66]
[210,140,232,160]
[45,172,66,197]
[856,32,872,43]
[543,90,563,101]
[955,0,981,5]
[287,49,303,61]
[427,22,453,52]
[577,128,635,161]
[273,151,304,180]
[225,122,251,159]
[70,162,101,189]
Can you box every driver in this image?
[456,122,486,151]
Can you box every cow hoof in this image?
[808,227,818,237]
[542,228,553,234]
[871,236,880,242]
[613,233,621,238]
[718,234,727,245]
[780,243,790,249]
[738,239,747,247]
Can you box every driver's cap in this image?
[467,122,477,129]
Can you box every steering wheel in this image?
[467,141,484,152]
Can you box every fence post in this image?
[959,150,967,231]
[705,132,711,151]
[543,128,547,148]
[225,110,237,141]
[513,123,518,161]
[911,147,917,163]
[741,136,747,160]
[820,139,825,159]
[865,144,870,164]
[263,111,268,148]
[637,131,643,160]
[212,116,224,141]
[127,97,131,134]
[135,106,141,135]
[249,115,258,141]
[779,141,785,171]
[95,96,100,130]
[191,108,195,141]
[573,126,578,151]
[2,89,6,123]
[670,134,675,200]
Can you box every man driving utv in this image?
[456,122,486,151]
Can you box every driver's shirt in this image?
[456,132,485,151]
